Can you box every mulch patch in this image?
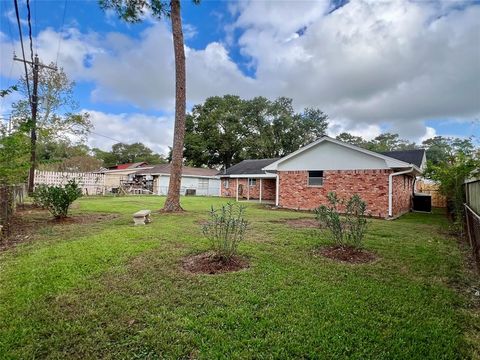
[182,251,249,274]
[314,245,376,264]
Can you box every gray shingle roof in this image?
[136,164,218,177]
[381,149,425,168]
[219,158,279,176]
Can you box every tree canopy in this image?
[93,142,166,167]
[11,65,91,141]
[184,95,328,169]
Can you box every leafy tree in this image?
[0,129,30,184]
[364,133,417,152]
[424,136,479,232]
[185,95,247,169]
[100,0,199,212]
[184,95,328,169]
[0,86,28,184]
[11,65,91,140]
[93,142,166,167]
[335,132,366,147]
[244,97,328,159]
[37,140,90,164]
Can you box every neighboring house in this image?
[107,162,149,170]
[135,164,220,196]
[98,162,152,191]
[219,136,426,218]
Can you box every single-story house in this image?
[135,164,220,196]
[219,136,426,218]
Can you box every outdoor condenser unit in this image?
[413,193,432,213]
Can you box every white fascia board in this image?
[263,135,418,171]
[103,167,154,174]
[136,172,217,179]
[229,174,277,178]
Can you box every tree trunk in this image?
[163,0,186,212]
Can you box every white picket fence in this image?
[34,170,106,195]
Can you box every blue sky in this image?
[1,0,479,154]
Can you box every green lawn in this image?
[0,196,478,359]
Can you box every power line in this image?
[26,0,34,64]
[88,130,124,143]
[56,0,68,65]
[34,0,38,53]
[13,0,32,109]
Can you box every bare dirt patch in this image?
[314,245,376,264]
[271,218,322,229]
[48,213,118,225]
[182,252,249,274]
[1,209,118,252]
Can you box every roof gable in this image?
[263,136,420,172]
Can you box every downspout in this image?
[275,173,280,207]
[388,167,414,218]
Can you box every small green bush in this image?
[202,202,248,260]
[315,192,368,248]
[33,180,82,218]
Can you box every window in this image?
[223,179,229,188]
[249,179,257,187]
[308,171,324,186]
[199,179,209,188]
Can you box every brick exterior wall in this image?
[392,174,414,217]
[278,170,412,218]
[220,177,276,200]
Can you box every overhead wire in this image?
[88,130,124,144]
[56,0,68,66]
[12,0,32,109]
[26,0,34,63]
[34,0,38,53]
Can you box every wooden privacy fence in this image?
[0,184,26,237]
[465,178,480,271]
[34,170,106,195]
[416,180,447,208]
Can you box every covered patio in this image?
[230,174,277,203]
[218,158,279,204]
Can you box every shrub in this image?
[315,192,368,248]
[33,180,82,218]
[202,202,248,260]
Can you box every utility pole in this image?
[14,54,57,194]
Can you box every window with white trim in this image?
[308,171,324,186]
[198,178,209,189]
[248,178,257,187]
[223,179,229,188]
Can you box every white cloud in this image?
[420,126,437,143]
[85,110,174,155]
[2,0,479,144]
[232,0,480,141]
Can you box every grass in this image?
[0,196,478,359]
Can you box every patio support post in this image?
[259,178,263,203]
[247,177,250,201]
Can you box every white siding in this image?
[277,141,389,171]
[156,175,220,196]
